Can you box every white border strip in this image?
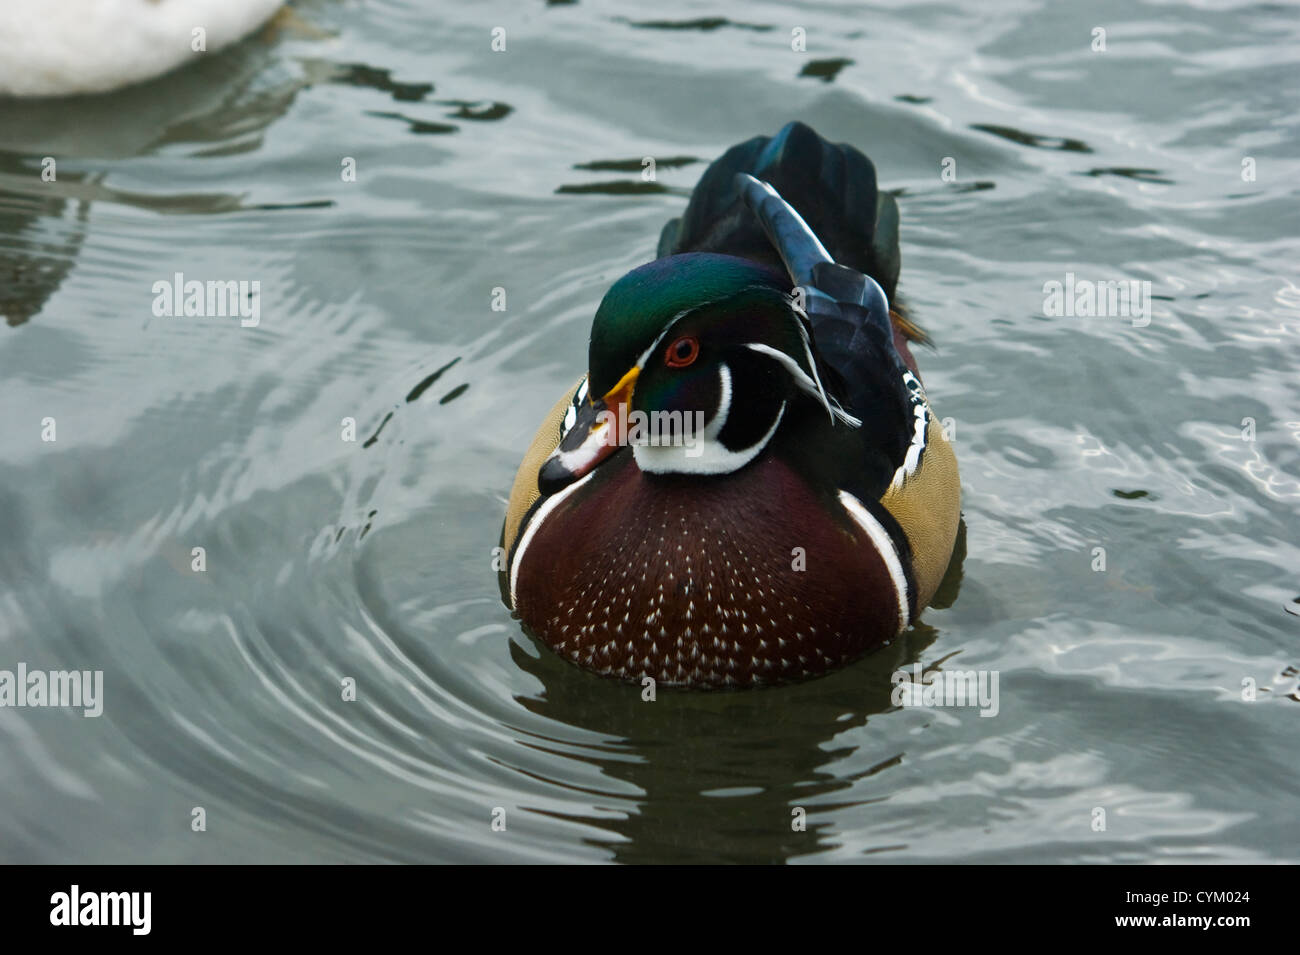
[509,472,595,609]
[837,489,910,634]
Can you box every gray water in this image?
[1,0,1297,864]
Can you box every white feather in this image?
[837,490,911,634]
[784,296,863,427]
[888,371,929,490]
[0,0,283,97]
[744,342,862,428]
[509,472,595,609]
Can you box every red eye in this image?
[665,335,699,368]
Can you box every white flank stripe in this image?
[837,490,911,633]
[509,472,595,609]
[889,372,929,491]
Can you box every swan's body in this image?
[0,0,283,97]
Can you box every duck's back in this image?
[659,122,960,607]
[657,121,901,297]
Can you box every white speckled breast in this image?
[513,452,902,687]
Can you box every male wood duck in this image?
[501,122,960,688]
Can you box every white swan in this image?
[0,0,284,97]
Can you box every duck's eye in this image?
[665,335,699,368]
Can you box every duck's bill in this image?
[537,367,638,495]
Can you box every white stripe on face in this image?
[632,363,785,475]
[743,342,861,427]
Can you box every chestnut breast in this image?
[513,453,903,687]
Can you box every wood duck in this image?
[501,121,960,688]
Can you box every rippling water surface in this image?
[1,0,1297,863]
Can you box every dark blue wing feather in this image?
[660,121,917,496]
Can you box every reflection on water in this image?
[0,0,1297,863]
[0,163,90,327]
[510,628,930,863]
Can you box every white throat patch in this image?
[633,363,785,476]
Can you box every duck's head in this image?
[539,252,858,492]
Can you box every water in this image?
[1,0,1297,864]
